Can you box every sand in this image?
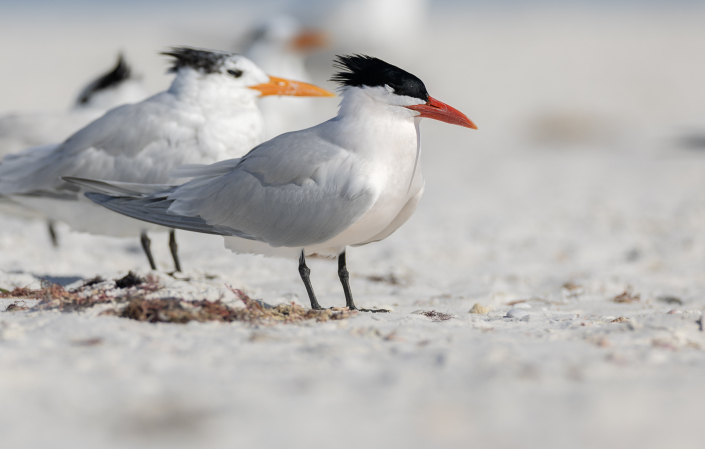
[1,3,705,448]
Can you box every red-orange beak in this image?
[405,96,477,129]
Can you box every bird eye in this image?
[228,69,243,78]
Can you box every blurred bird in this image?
[0,47,334,272]
[0,54,147,244]
[73,55,476,309]
[242,15,329,138]
[0,54,146,158]
[328,0,429,59]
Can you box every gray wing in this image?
[0,93,200,197]
[85,192,248,238]
[84,127,379,248]
[165,127,380,247]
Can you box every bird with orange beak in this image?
[243,15,331,138]
[0,47,334,272]
[74,54,476,310]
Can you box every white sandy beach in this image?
[1,3,705,448]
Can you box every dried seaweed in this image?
[1,276,357,326]
[112,288,357,325]
[0,287,39,299]
[35,284,114,312]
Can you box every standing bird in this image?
[73,55,476,309]
[242,15,329,138]
[0,47,334,272]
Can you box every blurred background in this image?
[2,0,704,138]
[2,1,705,448]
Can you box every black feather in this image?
[330,54,428,101]
[161,47,232,74]
[77,53,132,105]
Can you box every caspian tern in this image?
[72,54,476,309]
[0,47,333,272]
[243,15,329,138]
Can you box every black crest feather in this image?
[77,53,132,105]
[330,54,428,101]
[161,47,231,74]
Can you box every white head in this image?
[163,47,333,106]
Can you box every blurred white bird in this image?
[74,55,476,309]
[0,54,146,158]
[243,15,329,138]
[0,54,147,243]
[0,47,334,272]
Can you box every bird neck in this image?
[327,87,420,158]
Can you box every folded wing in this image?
[84,127,380,248]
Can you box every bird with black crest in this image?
[0,47,334,272]
[69,54,476,310]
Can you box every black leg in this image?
[47,220,58,248]
[298,251,322,310]
[338,250,358,310]
[140,231,157,270]
[169,230,182,272]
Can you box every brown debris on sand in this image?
[1,287,39,299]
[613,287,640,304]
[413,310,454,322]
[2,284,108,311]
[112,288,357,325]
[2,276,357,326]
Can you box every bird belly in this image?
[220,182,424,260]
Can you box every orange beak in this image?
[290,29,329,52]
[249,76,335,97]
[405,96,477,129]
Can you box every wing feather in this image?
[83,126,379,249]
[0,94,202,196]
[166,128,379,247]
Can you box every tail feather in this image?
[84,192,258,241]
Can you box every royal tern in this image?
[243,15,329,138]
[0,47,333,271]
[74,54,476,309]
